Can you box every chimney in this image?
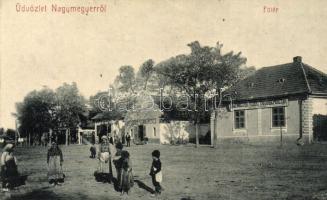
[293,56,302,63]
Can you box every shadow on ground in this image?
[134,179,155,194]
[9,189,59,200]
[7,186,89,200]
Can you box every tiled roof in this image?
[91,113,106,121]
[124,95,163,121]
[228,58,327,101]
[91,112,123,121]
[124,109,163,121]
[303,64,327,95]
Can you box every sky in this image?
[1,0,327,129]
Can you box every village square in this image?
[1,1,327,200]
[1,49,327,199]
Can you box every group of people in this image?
[96,135,135,195]
[0,137,163,196]
[0,142,64,191]
[94,135,162,196]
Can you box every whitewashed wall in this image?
[159,121,209,144]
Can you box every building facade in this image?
[91,113,124,144]
[124,95,210,144]
[211,56,327,144]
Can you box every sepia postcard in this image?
[0,0,327,199]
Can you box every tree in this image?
[137,59,155,90]
[89,90,125,121]
[115,65,136,94]
[155,41,249,147]
[89,91,109,118]
[5,129,16,139]
[0,128,5,136]
[16,83,87,145]
[15,87,56,141]
[55,82,87,145]
[114,61,162,97]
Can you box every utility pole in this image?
[15,119,18,146]
[280,125,283,147]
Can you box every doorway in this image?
[138,125,144,141]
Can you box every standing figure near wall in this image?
[91,132,95,145]
[126,133,131,147]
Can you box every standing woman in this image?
[94,136,112,183]
[98,136,110,173]
[47,142,64,186]
[1,144,19,191]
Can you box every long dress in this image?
[98,142,110,172]
[47,147,64,183]
[1,151,20,188]
[113,149,123,187]
[121,157,134,192]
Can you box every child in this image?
[120,150,134,195]
[150,150,162,196]
[90,144,96,158]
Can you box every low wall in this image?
[216,134,309,145]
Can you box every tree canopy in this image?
[154,41,252,146]
[115,65,136,94]
[15,83,86,138]
[16,87,56,137]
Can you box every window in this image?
[272,107,285,127]
[153,127,156,137]
[234,110,245,129]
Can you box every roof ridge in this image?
[302,63,327,77]
[299,62,312,94]
[241,62,295,83]
[259,62,293,70]
[227,61,315,101]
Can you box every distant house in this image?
[124,104,162,144]
[211,56,327,143]
[91,112,124,144]
[77,120,95,145]
[124,95,210,144]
